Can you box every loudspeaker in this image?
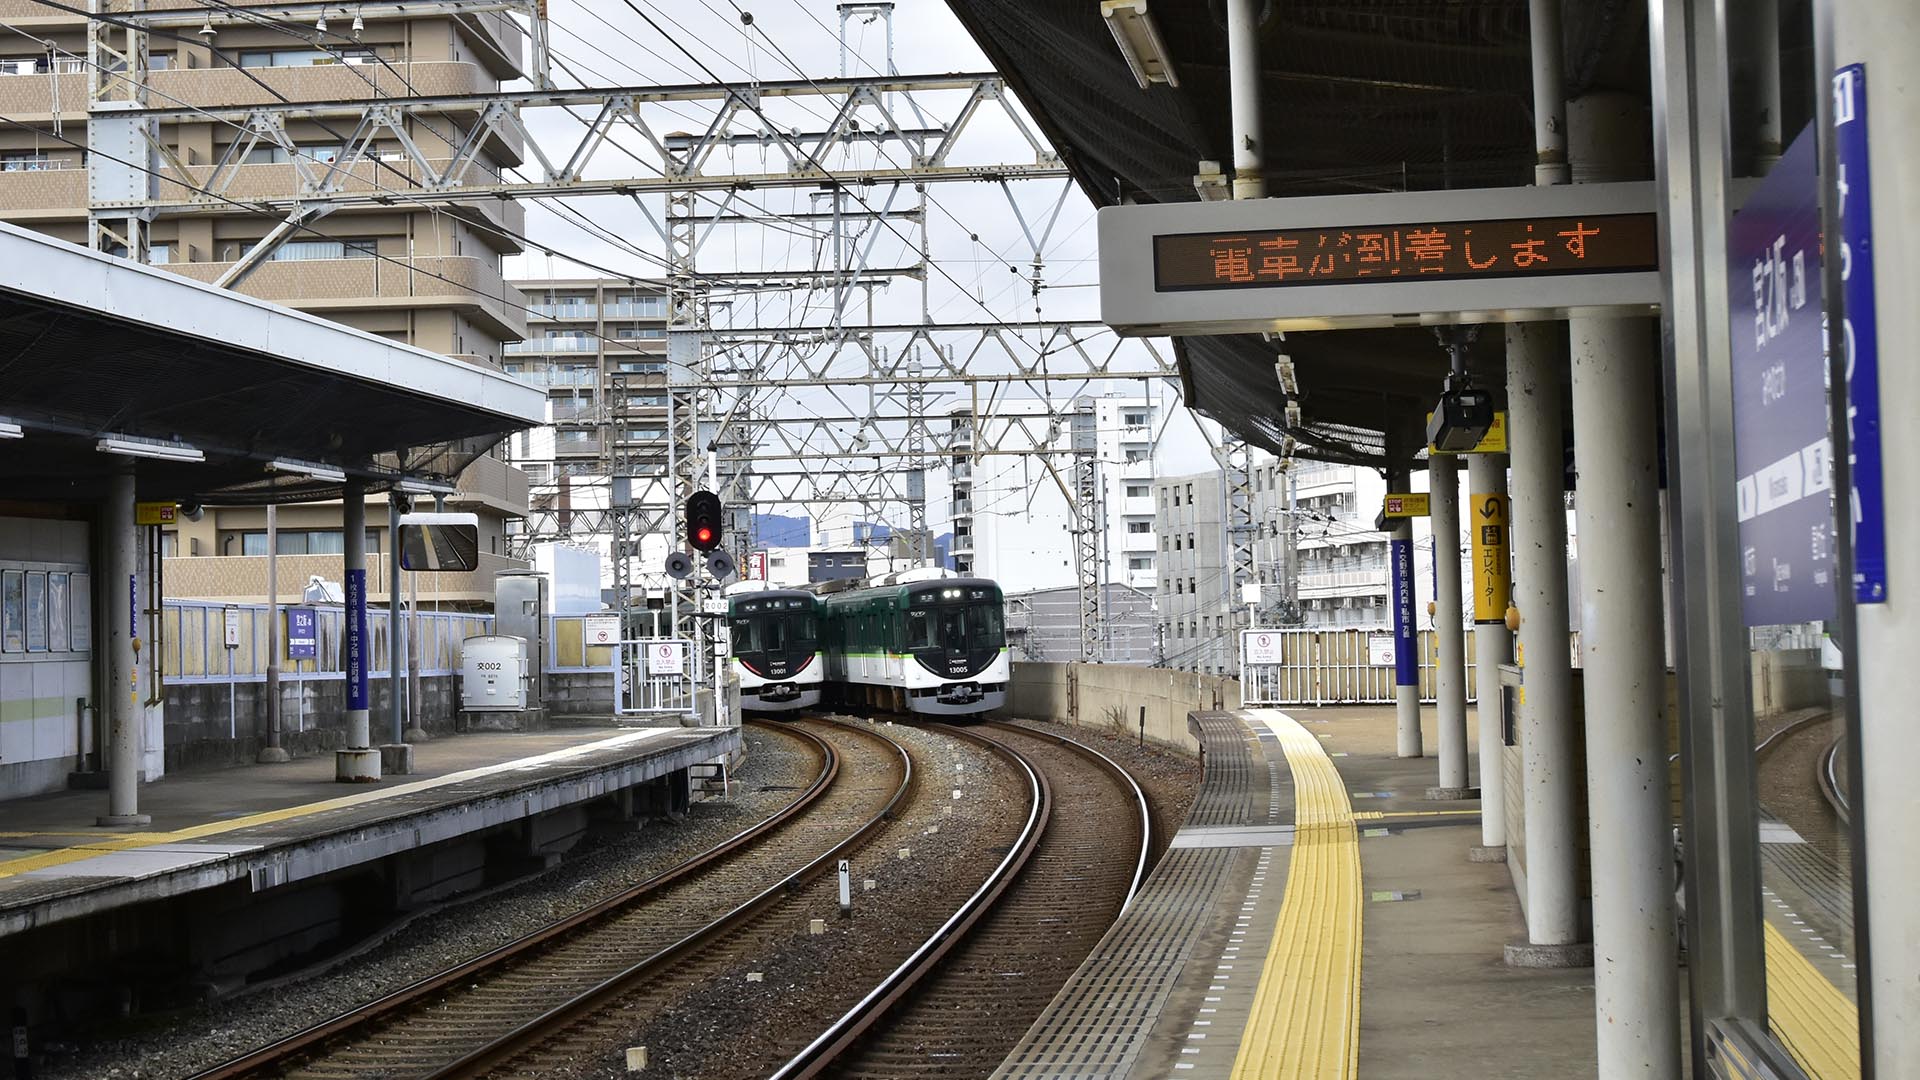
[707,550,737,581]
[664,551,695,580]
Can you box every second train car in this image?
[820,570,1007,716]
[725,584,824,713]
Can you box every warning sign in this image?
[1383,493,1430,518]
[1241,631,1284,666]
[1470,493,1511,623]
[647,641,686,676]
[582,614,620,647]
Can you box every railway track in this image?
[1818,734,1850,826]
[773,720,1152,1080]
[188,719,909,1080]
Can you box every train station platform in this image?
[993,706,1598,1079]
[0,724,740,941]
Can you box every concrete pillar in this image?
[1570,313,1679,1073]
[98,462,149,826]
[1386,467,1422,759]
[259,503,289,764]
[336,477,379,782]
[1834,5,1920,1073]
[1467,452,1513,858]
[1504,321,1585,966]
[387,496,406,746]
[1565,89,1680,1073]
[1427,454,1470,797]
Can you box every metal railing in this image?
[1239,626,1480,706]
[162,599,492,684]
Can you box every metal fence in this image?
[1240,627,1481,706]
[614,638,699,716]
[162,599,492,684]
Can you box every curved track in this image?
[774,720,1152,1080]
[1818,735,1850,826]
[191,719,908,1080]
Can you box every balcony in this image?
[549,400,600,423]
[950,499,972,517]
[448,455,530,518]
[1121,532,1157,552]
[507,335,599,355]
[553,436,603,458]
[163,550,524,608]
[1127,569,1158,590]
[165,255,528,341]
[952,534,974,554]
[509,365,597,388]
[1122,495,1154,517]
[1296,567,1389,599]
[527,303,599,321]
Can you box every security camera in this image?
[179,503,205,522]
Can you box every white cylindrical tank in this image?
[461,635,529,712]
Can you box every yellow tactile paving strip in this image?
[1230,709,1361,1080]
[0,728,675,881]
[1765,919,1861,1080]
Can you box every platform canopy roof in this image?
[943,0,1655,466]
[0,221,545,505]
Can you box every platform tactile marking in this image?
[989,712,1263,1079]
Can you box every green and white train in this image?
[819,569,1008,716]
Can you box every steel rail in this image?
[986,720,1154,909]
[1817,735,1850,827]
[765,722,1052,1080]
[422,718,915,1079]
[187,719,839,1080]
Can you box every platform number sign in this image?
[1834,64,1887,603]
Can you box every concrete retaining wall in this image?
[1005,662,1239,756]
[162,675,459,772]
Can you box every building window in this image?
[238,529,380,556]
[1127,483,1149,498]
[238,47,376,67]
[1173,536,1182,551]
[241,238,376,261]
[1128,556,1151,570]
[1126,521,1150,534]
[0,152,52,172]
[1175,580,1184,594]
[1122,410,1148,426]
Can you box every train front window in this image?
[932,602,1004,652]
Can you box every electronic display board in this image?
[1098,181,1664,335]
[1153,214,1659,292]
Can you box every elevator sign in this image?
[1728,126,1835,627]
[1099,181,1663,335]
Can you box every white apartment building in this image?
[943,394,1159,594]
[1157,454,1437,673]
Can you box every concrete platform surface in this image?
[993,705,1601,1079]
[0,724,740,937]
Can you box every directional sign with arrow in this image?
[1471,493,1511,623]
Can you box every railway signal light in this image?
[686,490,724,552]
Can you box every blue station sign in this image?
[1728,126,1836,627]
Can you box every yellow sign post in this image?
[1470,492,1511,622]
[1383,493,1430,518]
[1426,409,1509,455]
[135,502,177,526]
